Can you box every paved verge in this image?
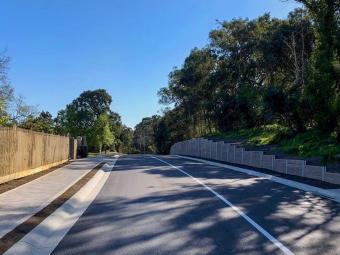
[0,157,103,239]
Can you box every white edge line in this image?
[4,156,119,255]
[151,155,294,255]
[177,155,339,203]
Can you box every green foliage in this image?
[210,125,340,163]
[210,124,290,146]
[133,115,160,153]
[298,0,339,134]
[88,114,114,152]
[146,4,339,156]
[58,89,112,137]
[280,131,340,163]
[118,126,134,153]
[20,111,54,133]
[54,89,132,153]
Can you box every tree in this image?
[61,89,112,136]
[88,114,114,153]
[158,48,217,136]
[133,116,160,153]
[20,111,54,133]
[119,126,134,153]
[154,118,171,154]
[295,0,339,138]
[54,110,69,135]
[108,111,123,151]
[0,53,35,126]
[152,6,339,153]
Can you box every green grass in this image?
[209,124,340,162]
[210,124,290,146]
[280,131,340,162]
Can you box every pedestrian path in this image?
[0,157,103,239]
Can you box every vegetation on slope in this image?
[209,125,340,163]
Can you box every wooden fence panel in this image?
[0,126,70,184]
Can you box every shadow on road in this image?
[50,155,340,255]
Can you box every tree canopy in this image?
[135,2,339,155]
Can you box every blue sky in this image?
[0,0,300,128]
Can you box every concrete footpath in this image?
[0,157,104,239]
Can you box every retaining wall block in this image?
[286,159,305,177]
[212,141,218,160]
[204,140,209,159]
[324,171,340,185]
[243,151,252,166]
[234,147,243,164]
[196,139,201,157]
[304,165,323,180]
[227,144,236,163]
[206,140,210,159]
[221,143,228,162]
[216,142,223,161]
[213,141,218,160]
[273,159,287,173]
[261,155,274,170]
[250,151,263,168]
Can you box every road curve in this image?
[53,154,340,255]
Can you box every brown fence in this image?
[0,126,70,184]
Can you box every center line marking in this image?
[151,155,294,255]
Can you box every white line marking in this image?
[177,155,339,202]
[151,155,294,255]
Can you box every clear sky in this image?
[0,0,301,128]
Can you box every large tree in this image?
[88,114,113,153]
[54,89,124,151]
[62,89,112,136]
[295,0,339,138]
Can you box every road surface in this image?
[53,154,340,255]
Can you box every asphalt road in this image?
[53,154,340,255]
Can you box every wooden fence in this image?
[0,126,70,184]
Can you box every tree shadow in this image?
[48,154,340,254]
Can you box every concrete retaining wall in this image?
[286,159,305,177]
[273,159,287,174]
[304,165,324,181]
[170,138,340,185]
[261,155,274,170]
[250,151,263,168]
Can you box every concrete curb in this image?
[4,156,119,255]
[176,155,340,203]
